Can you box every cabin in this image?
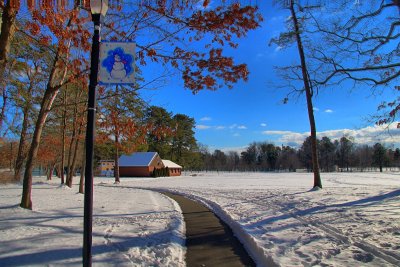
[162,160,182,176]
[119,152,164,177]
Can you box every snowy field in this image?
[0,179,185,266]
[0,172,399,266]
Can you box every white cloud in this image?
[200,116,212,121]
[229,124,247,130]
[260,123,267,127]
[325,109,334,113]
[313,107,320,111]
[274,46,283,52]
[263,130,295,135]
[229,124,238,129]
[196,123,247,131]
[262,123,400,146]
[196,124,225,130]
[196,125,211,130]
[233,133,241,137]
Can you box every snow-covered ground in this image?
[0,172,399,266]
[0,180,185,266]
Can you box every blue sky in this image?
[140,1,400,152]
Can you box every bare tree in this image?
[272,0,322,188]
[306,1,400,124]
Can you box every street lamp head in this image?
[90,0,108,16]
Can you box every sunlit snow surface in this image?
[0,180,185,266]
[126,172,400,267]
[1,172,399,266]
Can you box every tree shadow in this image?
[250,189,400,227]
[0,202,184,265]
[0,227,181,266]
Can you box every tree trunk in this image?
[79,167,85,193]
[67,135,80,186]
[289,0,322,188]
[0,87,7,131]
[114,134,120,184]
[56,165,61,178]
[0,2,17,130]
[0,2,17,76]
[79,143,86,194]
[66,90,84,187]
[14,108,28,181]
[60,90,67,184]
[66,119,84,187]
[113,85,120,184]
[20,88,59,209]
[47,163,55,180]
[65,115,74,187]
[14,84,33,181]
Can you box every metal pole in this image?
[83,13,101,267]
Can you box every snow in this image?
[1,172,399,266]
[0,180,185,266]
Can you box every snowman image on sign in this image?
[102,47,133,81]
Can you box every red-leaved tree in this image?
[20,5,91,209]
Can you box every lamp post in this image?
[83,0,108,266]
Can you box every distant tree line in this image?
[190,137,400,173]
[2,118,399,176]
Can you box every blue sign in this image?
[99,42,136,85]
